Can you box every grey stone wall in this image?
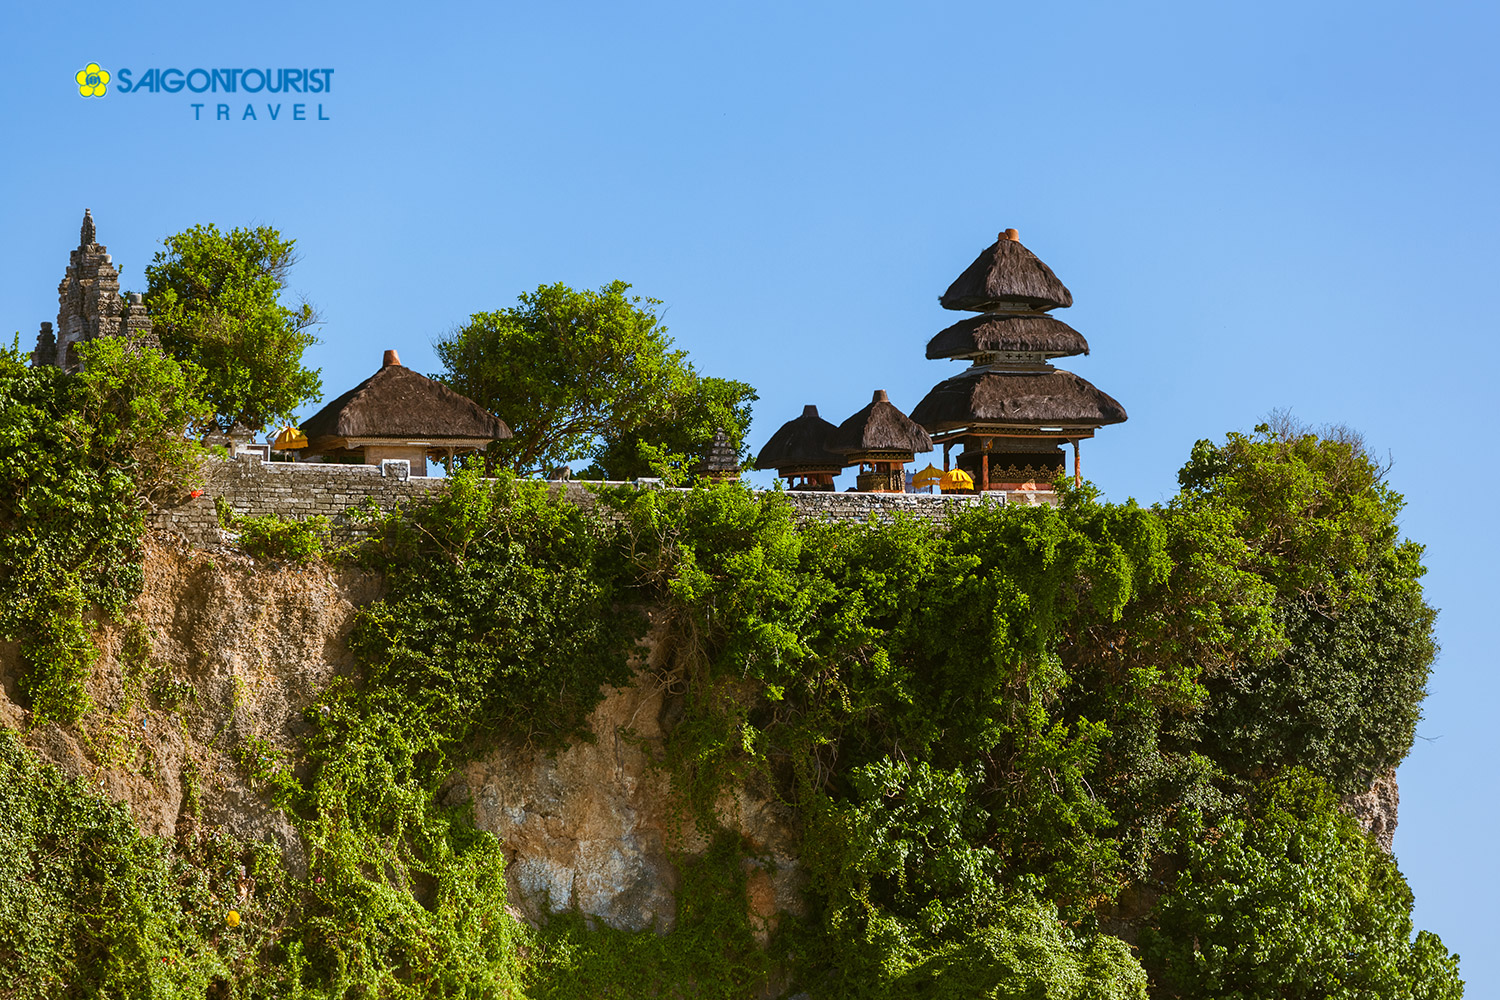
[153,456,1058,548]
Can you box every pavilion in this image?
[299,350,510,473]
[756,405,847,490]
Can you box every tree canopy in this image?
[144,223,322,431]
[433,280,755,478]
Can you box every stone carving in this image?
[34,209,156,371]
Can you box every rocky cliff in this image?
[0,534,805,937]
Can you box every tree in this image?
[144,223,322,430]
[1141,771,1463,999]
[433,281,755,478]
[584,373,756,481]
[1173,422,1436,794]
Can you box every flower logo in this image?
[76,63,110,98]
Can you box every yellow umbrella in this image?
[940,467,975,492]
[911,464,944,491]
[272,425,308,450]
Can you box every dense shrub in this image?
[0,341,205,722]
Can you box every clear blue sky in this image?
[3,0,1496,988]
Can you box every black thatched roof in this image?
[940,231,1073,312]
[911,369,1127,430]
[828,390,934,455]
[301,356,511,441]
[757,405,846,470]
[926,313,1090,361]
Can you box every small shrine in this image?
[694,428,742,482]
[909,229,1126,492]
[828,390,933,493]
[755,405,847,490]
[299,349,511,472]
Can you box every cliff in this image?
[0,535,805,939]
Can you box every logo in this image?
[69,61,335,121]
[76,63,110,98]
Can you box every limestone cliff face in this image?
[443,657,804,935]
[0,536,802,933]
[0,535,379,870]
[1342,768,1400,852]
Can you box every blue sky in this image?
[3,0,1497,988]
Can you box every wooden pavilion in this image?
[828,390,932,493]
[909,230,1126,491]
[756,405,847,490]
[299,350,511,472]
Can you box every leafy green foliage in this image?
[70,337,212,508]
[347,469,644,750]
[233,513,330,564]
[527,835,772,999]
[1141,771,1463,999]
[585,374,758,482]
[0,415,1460,997]
[144,223,322,430]
[0,728,289,999]
[434,281,755,478]
[0,341,204,722]
[1174,427,1436,793]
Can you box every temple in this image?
[910,228,1126,492]
[33,209,156,371]
[756,227,1126,495]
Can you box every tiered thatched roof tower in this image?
[910,229,1126,492]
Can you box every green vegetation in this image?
[434,280,755,479]
[0,362,1462,997]
[216,499,330,565]
[0,339,206,723]
[1142,771,1462,999]
[145,223,323,431]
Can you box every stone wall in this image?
[155,455,1059,546]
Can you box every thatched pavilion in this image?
[756,405,847,490]
[828,390,932,493]
[910,229,1126,491]
[300,350,510,472]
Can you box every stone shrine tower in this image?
[33,209,155,371]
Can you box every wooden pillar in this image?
[943,442,951,472]
[981,452,989,493]
[1072,440,1081,487]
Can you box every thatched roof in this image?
[940,231,1073,312]
[301,352,510,442]
[926,313,1089,361]
[756,405,846,471]
[828,390,933,455]
[911,369,1127,431]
